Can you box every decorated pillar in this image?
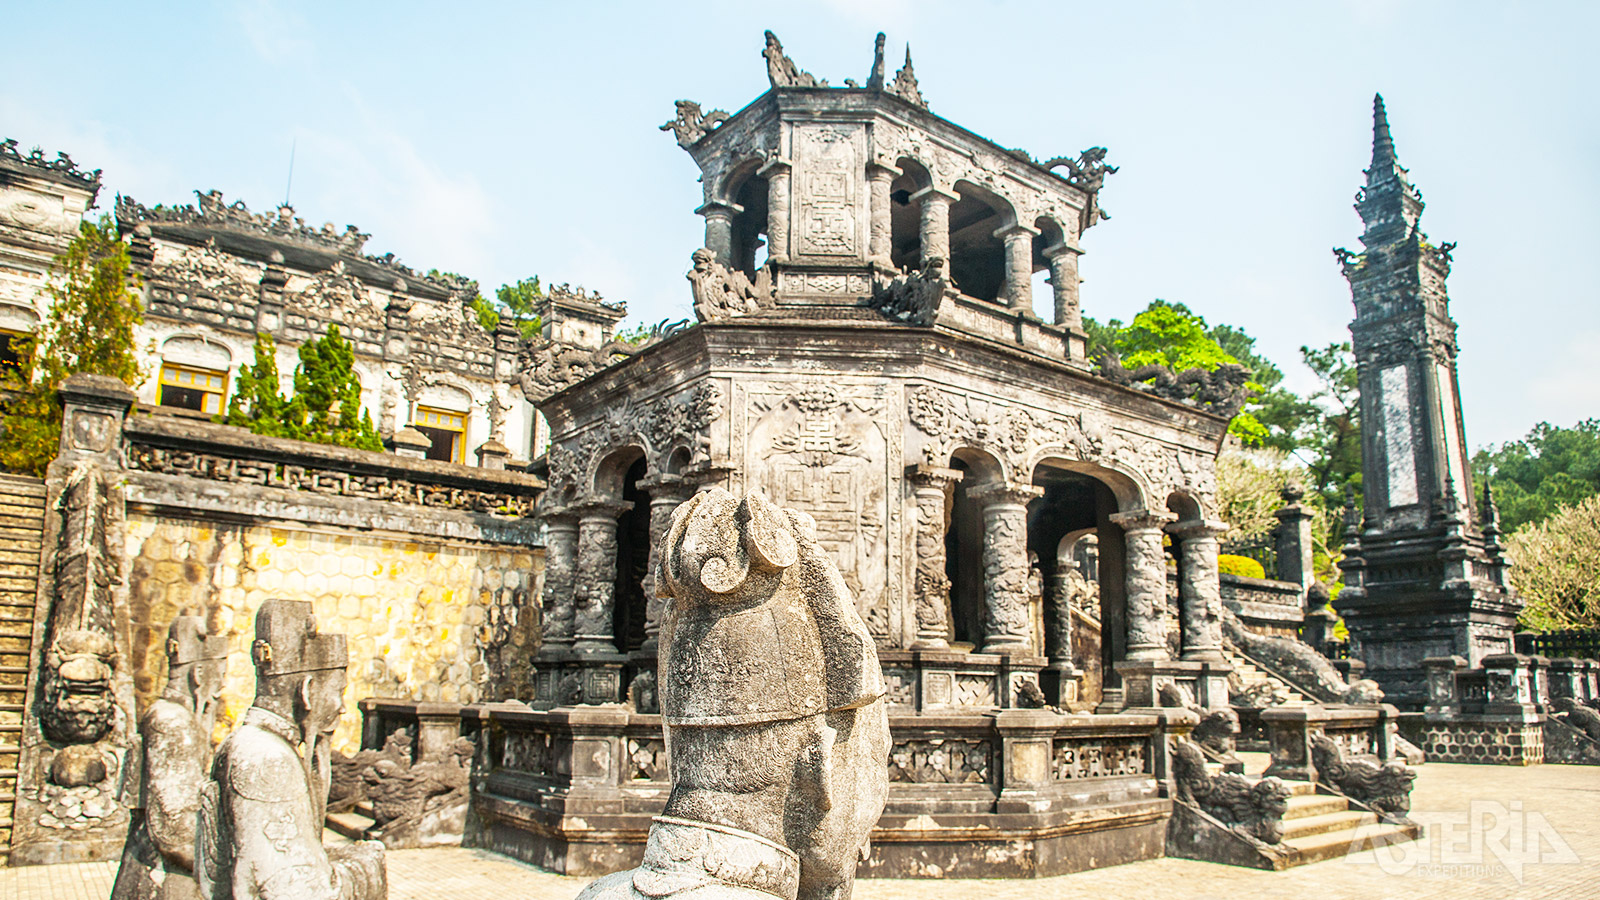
[636,473,691,651]
[995,224,1039,313]
[1110,509,1176,661]
[696,201,741,268]
[539,511,579,649]
[971,483,1043,653]
[866,163,899,266]
[911,186,957,277]
[1043,242,1082,329]
[1172,520,1228,661]
[572,499,632,653]
[760,158,793,264]
[907,464,963,649]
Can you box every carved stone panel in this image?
[736,381,901,639]
[792,123,865,259]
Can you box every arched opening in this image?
[1026,459,1142,708]
[612,455,652,653]
[944,448,1005,648]
[947,182,1010,302]
[889,157,931,273]
[728,167,770,280]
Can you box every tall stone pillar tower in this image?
[1333,95,1520,708]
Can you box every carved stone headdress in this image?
[250,598,348,675]
[167,616,229,665]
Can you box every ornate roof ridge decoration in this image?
[1095,353,1254,418]
[115,190,473,297]
[0,138,102,186]
[516,318,688,404]
[545,282,627,316]
[869,256,948,326]
[764,30,828,89]
[1043,147,1118,231]
[686,249,775,321]
[662,101,731,149]
[887,44,924,108]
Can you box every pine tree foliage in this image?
[225,325,382,452]
[0,217,143,475]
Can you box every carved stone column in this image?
[1043,242,1082,329]
[995,224,1039,313]
[1046,572,1076,668]
[1172,520,1228,662]
[539,512,580,649]
[696,201,741,268]
[971,483,1043,653]
[907,464,962,649]
[637,473,691,651]
[911,187,957,277]
[572,500,632,653]
[760,158,792,264]
[1110,509,1176,661]
[867,163,899,266]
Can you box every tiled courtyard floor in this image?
[6,759,1596,900]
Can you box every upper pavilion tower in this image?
[1334,95,1520,707]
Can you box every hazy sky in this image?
[7,1,1595,448]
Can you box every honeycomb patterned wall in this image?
[125,515,543,753]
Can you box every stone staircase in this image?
[1274,779,1417,867]
[1225,648,1313,707]
[0,473,47,865]
[1168,772,1420,870]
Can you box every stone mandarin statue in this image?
[111,617,229,900]
[579,489,890,900]
[196,599,386,900]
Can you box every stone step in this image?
[1284,793,1351,820]
[325,810,376,841]
[1283,822,1417,866]
[1281,780,1317,796]
[0,473,46,496]
[0,499,44,518]
[1282,809,1376,841]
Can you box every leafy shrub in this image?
[1217,554,1266,580]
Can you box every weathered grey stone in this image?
[1171,739,1289,845]
[1310,734,1416,821]
[111,616,229,900]
[578,489,888,900]
[196,599,385,900]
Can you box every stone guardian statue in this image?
[578,489,890,900]
[111,617,229,900]
[196,599,386,900]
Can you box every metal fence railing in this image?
[1515,628,1600,660]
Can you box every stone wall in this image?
[9,377,545,865]
[124,515,541,753]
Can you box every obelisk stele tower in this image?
[1333,95,1520,708]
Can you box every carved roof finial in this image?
[1356,93,1423,247]
[888,45,924,108]
[1371,93,1397,176]
[867,32,887,90]
[764,30,827,89]
[1481,477,1501,533]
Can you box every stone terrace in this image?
[7,758,1594,900]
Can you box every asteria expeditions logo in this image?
[1346,800,1580,884]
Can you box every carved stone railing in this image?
[123,412,545,518]
[460,699,1176,876]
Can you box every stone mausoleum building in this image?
[473,33,1292,878]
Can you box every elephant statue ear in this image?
[740,490,797,572]
[660,488,752,597]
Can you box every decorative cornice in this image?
[114,190,475,297]
[0,138,102,190]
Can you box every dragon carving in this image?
[1310,735,1416,822]
[1097,353,1255,418]
[1172,739,1291,845]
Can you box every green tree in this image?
[1291,342,1362,516]
[0,216,143,475]
[463,275,545,339]
[224,333,290,436]
[1507,493,1600,631]
[1088,300,1271,446]
[1472,420,1600,532]
[283,325,383,451]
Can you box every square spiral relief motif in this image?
[888,739,992,784]
[1052,738,1148,780]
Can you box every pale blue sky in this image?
[6,1,1595,447]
